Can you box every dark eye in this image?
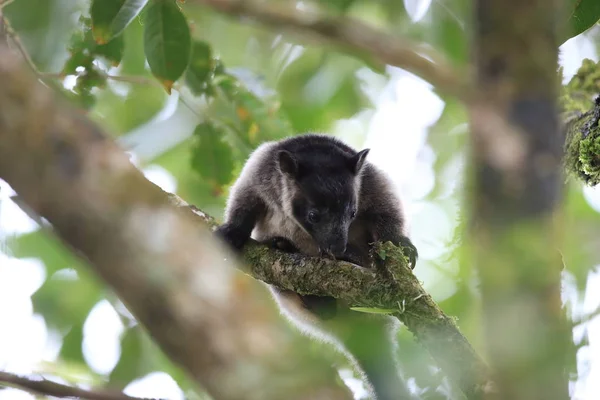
[308,210,320,223]
[350,210,357,219]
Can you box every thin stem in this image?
[190,0,472,101]
[0,371,163,400]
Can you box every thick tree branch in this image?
[0,371,159,400]
[0,43,354,400]
[190,0,471,101]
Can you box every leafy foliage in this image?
[143,0,191,93]
[190,122,236,195]
[91,0,149,44]
[563,0,600,44]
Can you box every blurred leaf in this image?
[121,15,149,75]
[191,122,236,194]
[8,230,104,330]
[427,0,469,66]
[91,83,167,136]
[277,50,370,132]
[320,0,358,13]
[563,182,600,292]
[216,73,293,147]
[32,269,104,331]
[64,16,125,73]
[91,0,149,44]
[350,307,396,314]
[8,230,82,275]
[3,0,80,71]
[109,327,153,387]
[185,41,217,96]
[144,0,191,93]
[61,16,127,110]
[150,138,227,217]
[59,324,85,364]
[562,0,600,44]
[110,325,194,390]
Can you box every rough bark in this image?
[0,43,354,400]
[469,1,571,400]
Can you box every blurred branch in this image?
[468,1,571,399]
[190,0,472,101]
[0,371,160,400]
[0,42,354,400]
[0,13,39,75]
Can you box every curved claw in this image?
[398,236,418,270]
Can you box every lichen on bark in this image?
[562,59,600,186]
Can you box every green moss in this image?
[564,111,600,186]
[579,128,600,182]
[564,59,600,95]
[562,59,600,186]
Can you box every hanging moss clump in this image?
[564,101,600,186]
[562,59,600,186]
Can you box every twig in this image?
[0,14,40,76]
[190,0,472,101]
[0,371,162,400]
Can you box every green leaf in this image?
[93,34,126,66]
[91,0,149,44]
[350,307,397,314]
[190,122,236,194]
[64,16,125,73]
[59,324,85,364]
[321,0,357,13]
[31,269,104,331]
[143,0,192,93]
[215,74,293,147]
[109,327,153,387]
[185,41,216,96]
[563,0,600,44]
[427,0,469,66]
[8,230,82,275]
[277,50,370,132]
[91,84,167,136]
[120,13,148,75]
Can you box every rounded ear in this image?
[277,150,298,177]
[348,149,370,174]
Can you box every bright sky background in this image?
[1,4,600,399]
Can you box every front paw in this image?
[262,236,299,253]
[398,236,418,270]
[215,224,249,252]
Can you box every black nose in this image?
[328,243,346,255]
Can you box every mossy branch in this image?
[169,193,493,400]
[563,59,600,186]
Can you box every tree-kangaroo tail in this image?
[336,314,414,400]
